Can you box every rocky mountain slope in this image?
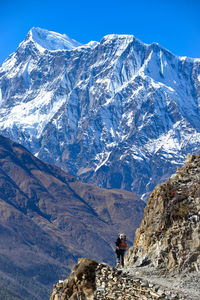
[0,135,144,300]
[126,154,200,274]
[50,154,200,299]
[0,27,200,200]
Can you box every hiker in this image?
[115,233,127,268]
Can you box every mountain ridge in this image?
[0,28,200,200]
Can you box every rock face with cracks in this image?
[126,154,200,273]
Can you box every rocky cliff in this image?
[126,154,200,274]
[50,155,200,299]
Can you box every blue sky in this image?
[0,0,200,65]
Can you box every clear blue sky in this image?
[0,0,200,65]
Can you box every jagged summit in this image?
[126,154,200,274]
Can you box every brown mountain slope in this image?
[0,135,145,300]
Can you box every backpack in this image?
[119,237,127,250]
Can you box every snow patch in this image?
[139,50,153,74]
[125,111,134,127]
[179,56,187,61]
[95,151,111,172]
[1,55,17,73]
[96,78,110,86]
[107,141,117,148]
[149,77,175,93]
[110,127,115,138]
[144,120,200,157]
[2,55,16,68]
[132,154,143,161]
[103,97,114,106]
[160,51,164,74]
[0,91,67,138]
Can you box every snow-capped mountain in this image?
[0,27,200,200]
[26,27,83,51]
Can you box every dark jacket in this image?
[115,237,121,248]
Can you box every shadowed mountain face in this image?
[0,135,145,300]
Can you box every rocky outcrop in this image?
[50,259,189,299]
[125,154,200,274]
[50,258,98,300]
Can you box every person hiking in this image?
[115,233,127,268]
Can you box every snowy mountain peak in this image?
[26,27,82,51]
[0,28,200,201]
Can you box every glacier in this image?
[0,27,200,200]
